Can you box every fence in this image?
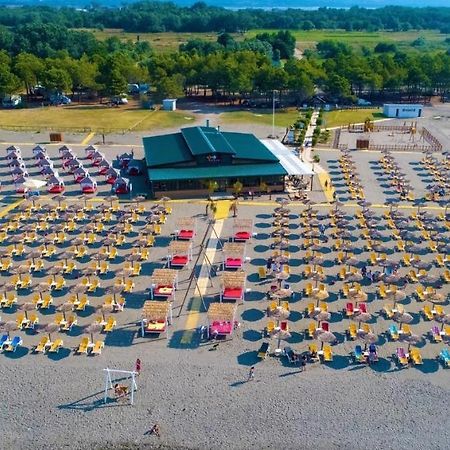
[0,124,129,134]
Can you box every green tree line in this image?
[0,3,450,33]
[0,25,449,104]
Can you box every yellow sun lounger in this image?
[48,339,64,353]
[77,337,90,354]
[322,345,333,362]
[34,336,50,353]
[91,340,104,356]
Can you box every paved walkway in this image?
[180,220,224,345]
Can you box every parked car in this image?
[2,95,22,108]
[111,96,128,105]
[50,95,71,105]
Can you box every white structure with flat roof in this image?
[383,104,423,118]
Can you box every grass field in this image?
[323,108,384,128]
[79,28,448,53]
[0,105,195,132]
[244,29,448,53]
[219,109,300,127]
[81,29,241,52]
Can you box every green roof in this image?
[143,133,192,167]
[181,127,235,156]
[143,126,280,168]
[148,163,287,181]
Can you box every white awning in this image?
[261,139,314,176]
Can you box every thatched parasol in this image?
[45,323,60,340]
[85,323,103,343]
[1,320,18,337]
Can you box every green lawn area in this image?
[220,108,299,127]
[323,108,384,128]
[246,29,449,53]
[0,105,195,132]
[78,29,241,53]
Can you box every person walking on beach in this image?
[149,423,160,437]
[230,201,238,218]
[301,354,307,372]
[248,366,255,381]
[205,202,210,217]
[135,358,141,376]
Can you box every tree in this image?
[232,180,243,197]
[41,67,72,93]
[155,74,185,102]
[0,64,21,97]
[14,53,44,95]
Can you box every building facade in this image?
[143,126,288,199]
[383,104,423,118]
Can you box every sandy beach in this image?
[0,115,449,450]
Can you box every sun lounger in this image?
[409,348,423,365]
[104,317,116,333]
[48,339,63,353]
[307,322,316,339]
[439,348,450,368]
[91,340,104,356]
[257,342,270,359]
[389,324,400,341]
[265,320,275,336]
[396,347,409,367]
[76,337,90,354]
[368,344,379,363]
[284,346,300,364]
[0,334,9,350]
[352,344,366,363]
[4,336,22,352]
[348,323,357,340]
[61,314,77,332]
[322,345,333,362]
[431,326,442,342]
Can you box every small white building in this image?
[162,99,177,111]
[383,104,423,118]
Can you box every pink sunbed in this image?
[234,231,251,241]
[225,257,242,269]
[223,287,243,300]
[210,321,233,335]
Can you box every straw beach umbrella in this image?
[85,323,103,344]
[45,323,60,341]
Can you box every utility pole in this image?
[272,90,275,138]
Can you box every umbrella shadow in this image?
[241,309,265,322]
[47,347,71,360]
[76,305,96,318]
[254,245,269,253]
[237,350,259,366]
[256,214,271,220]
[326,354,349,370]
[255,233,270,241]
[105,327,136,347]
[286,331,303,344]
[3,346,29,359]
[243,329,262,342]
[168,329,200,349]
[250,258,266,267]
[245,291,266,302]
[370,357,392,372]
[247,273,260,283]
[414,359,440,373]
[67,324,84,337]
[255,222,270,229]
[289,310,302,322]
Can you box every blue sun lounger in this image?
[4,336,22,352]
[353,344,365,363]
[0,334,8,350]
[440,348,450,368]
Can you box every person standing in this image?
[248,366,255,381]
[135,358,141,376]
[230,201,238,217]
[205,202,209,217]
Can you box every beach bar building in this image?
[143,125,313,199]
